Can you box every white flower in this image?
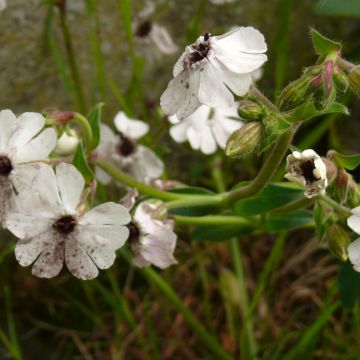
[128,201,177,269]
[0,110,56,225]
[133,4,178,58]
[6,163,131,279]
[347,209,360,271]
[285,149,328,198]
[54,129,79,155]
[95,111,164,185]
[160,26,267,120]
[0,0,6,12]
[169,103,242,154]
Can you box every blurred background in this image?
[0,0,360,359]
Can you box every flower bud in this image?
[349,65,360,98]
[44,108,75,126]
[326,224,350,261]
[54,129,79,155]
[225,122,263,158]
[333,69,349,94]
[237,101,264,121]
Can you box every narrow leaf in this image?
[87,103,104,150]
[72,142,94,185]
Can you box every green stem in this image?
[250,86,279,112]
[141,267,233,360]
[174,215,257,227]
[58,6,87,113]
[225,125,298,206]
[229,239,258,359]
[320,195,351,216]
[166,195,226,209]
[95,159,186,201]
[73,113,93,150]
[211,155,226,193]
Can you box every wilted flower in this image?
[0,110,56,225]
[54,129,79,155]
[285,149,328,198]
[7,163,131,279]
[169,103,242,154]
[133,3,178,59]
[129,201,177,269]
[95,111,164,185]
[160,26,267,120]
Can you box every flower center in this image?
[0,155,13,176]
[300,160,318,183]
[188,33,211,66]
[135,20,152,38]
[52,215,77,235]
[127,222,140,243]
[117,134,136,157]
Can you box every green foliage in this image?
[338,261,360,308]
[314,0,360,17]
[87,103,104,151]
[191,223,254,242]
[332,151,360,170]
[72,142,94,185]
[233,183,304,216]
[265,210,314,232]
[310,28,342,56]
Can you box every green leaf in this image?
[314,0,360,18]
[265,211,314,232]
[87,103,104,150]
[313,202,326,241]
[310,28,341,56]
[338,261,360,308]
[72,142,94,185]
[332,151,360,170]
[191,224,253,242]
[233,183,304,216]
[289,99,349,123]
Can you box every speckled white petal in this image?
[65,239,99,280]
[31,235,65,279]
[348,238,360,268]
[220,67,253,96]
[80,202,131,226]
[15,231,51,267]
[14,128,57,164]
[0,109,16,151]
[8,112,46,149]
[6,211,51,239]
[56,163,84,214]
[173,50,188,77]
[348,215,360,235]
[198,61,233,108]
[114,112,149,140]
[161,69,201,120]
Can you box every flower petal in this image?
[348,238,360,268]
[65,238,99,280]
[169,120,190,143]
[130,146,164,181]
[8,112,46,149]
[150,24,178,55]
[31,235,64,279]
[79,202,131,226]
[348,214,360,235]
[56,163,84,214]
[0,109,16,151]
[198,61,234,108]
[160,69,201,120]
[114,112,149,140]
[15,231,50,267]
[14,128,57,164]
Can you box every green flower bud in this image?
[238,100,264,121]
[333,69,349,94]
[349,65,360,98]
[225,122,263,158]
[326,224,350,262]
